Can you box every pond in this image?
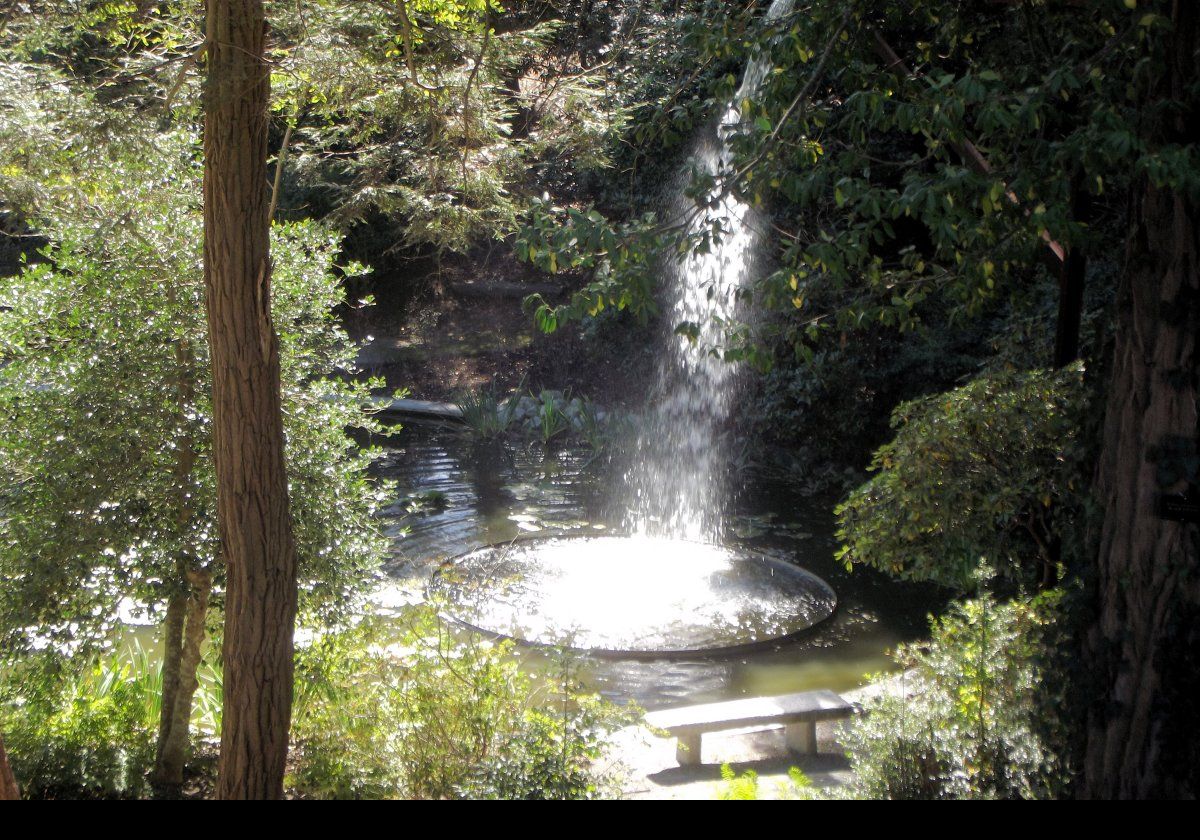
[372,420,942,710]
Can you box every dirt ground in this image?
[343,252,657,410]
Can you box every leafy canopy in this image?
[515,1,1189,362]
[0,60,391,654]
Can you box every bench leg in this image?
[676,733,702,767]
[785,721,818,755]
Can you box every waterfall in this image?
[628,0,795,542]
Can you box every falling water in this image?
[628,0,795,542]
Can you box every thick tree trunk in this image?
[1081,1,1200,799]
[0,733,18,800]
[203,0,298,800]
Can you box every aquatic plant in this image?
[404,490,450,516]
[455,385,517,439]
[535,390,573,444]
[456,386,623,453]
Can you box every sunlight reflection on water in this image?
[435,536,835,653]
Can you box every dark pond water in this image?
[372,421,942,710]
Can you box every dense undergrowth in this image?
[0,607,627,800]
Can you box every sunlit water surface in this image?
[373,424,939,709]
[434,536,835,654]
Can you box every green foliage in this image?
[505,3,777,329]
[268,0,628,257]
[717,763,759,800]
[455,386,625,451]
[749,310,987,482]
[0,62,391,655]
[456,383,518,439]
[534,389,572,444]
[835,366,1088,590]
[290,611,522,799]
[761,0,1157,343]
[467,660,629,800]
[0,650,164,799]
[716,763,814,800]
[517,200,666,328]
[1,1,641,265]
[0,0,203,96]
[574,395,620,453]
[289,609,627,800]
[844,586,1070,799]
[513,0,1179,375]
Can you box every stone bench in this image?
[643,689,857,767]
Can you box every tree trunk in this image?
[0,733,18,800]
[1081,1,1200,799]
[1054,175,1089,369]
[152,571,212,791]
[153,314,209,793]
[203,0,299,800]
[154,588,186,778]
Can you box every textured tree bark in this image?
[1081,1,1199,799]
[0,733,18,800]
[203,0,299,800]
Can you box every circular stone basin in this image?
[433,535,836,657]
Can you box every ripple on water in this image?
[372,425,941,706]
[433,535,836,655]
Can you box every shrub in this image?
[0,647,224,799]
[0,652,159,798]
[465,658,630,800]
[844,586,1069,799]
[836,366,1088,590]
[0,64,392,657]
[289,609,628,799]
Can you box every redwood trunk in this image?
[0,733,18,800]
[1082,1,1199,799]
[203,0,298,800]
